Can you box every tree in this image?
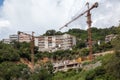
[75,40,86,49]
[0,42,20,62]
[0,62,30,80]
[79,48,89,57]
[18,42,31,61]
[112,35,120,51]
[104,53,120,80]
[85,66,106,80]
[44,29,56,36]
[29,62,53,80]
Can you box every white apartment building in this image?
[37,34,76,52]
[9,34,18,42]
[2,39,10,44]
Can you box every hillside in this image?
[0,26,120,80]
[53,52,120,80]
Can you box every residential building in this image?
[2,39,10,44]
[34,37,39,46]
[9,34,18,42]
[18,31,32,43]
[105,34,117,43]
[37,34,76,52]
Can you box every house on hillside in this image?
[105,34,117,43]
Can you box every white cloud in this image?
[0,0,120,39]
[0,19,10,27]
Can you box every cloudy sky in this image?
[0,0,120,39]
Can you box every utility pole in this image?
[31,32,35,72]
[119,20,120,27]
[59,2,98,60]
[18,31,35,71]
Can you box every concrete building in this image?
[18,31,32,43]
[105,34,117,43]
[53,60,81,72]
[9,34,18,42]
[37,34,76,52]
[34,37,39,46]
[2,39,10,44]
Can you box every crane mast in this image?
[86,2,92,60]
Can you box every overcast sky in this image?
[0,0,120,39]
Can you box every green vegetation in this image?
[43,29,63,36]
[0,62,30,80]
[85,53,120,80]
[0,42,20,63]
[67,26,119,40]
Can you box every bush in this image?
[0,49,20,62]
